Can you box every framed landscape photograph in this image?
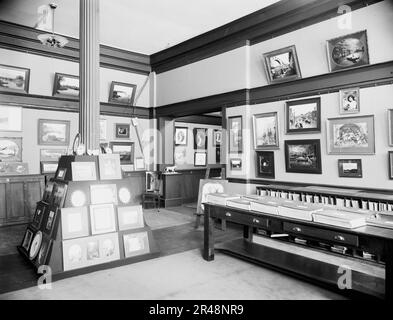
[253,112,279,149]
[38,119,70,146]
[174,127,188,145]
[108,81,137,105]
[262,45,301,84]
[194,152,207,167]
[284,139,322,174]
[40,161,58,174]
[0,105,22,131]
[286,98,321,134]
[193,128,207,150]
[256,151,275,179]
[0,162,28,175]
[109,141,134,164]
[388,109,393,146]
[339,88,360,114]
[40,148,66,162]
[115,123,130,139]
[52,73,79,98]
[326,30,369,72]
[338,159,362,178]
[228,116,242,153]
[0,137,22,162]
[389,152,393,180]
[0,64,30,94]
[327,115,375,154]
[230,158,242,170]
[213,129,222,146]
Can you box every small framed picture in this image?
[89,203,116,235]
[40,161,58,174]
[339,88,360,114]
[40,148,67,162]
[61,207,90,240]
[284,139,322,174]
[117,205,144,231]
[256,151,275,179]
[29,231,42,260]
[228,116,242,153]
[135,157,145,170]
[213,129,222,146]
[44,207,59,238]
[389,152,393,180]
[194,152,207,167]
[115,123,130,139]
[31,202,47,229]
[122,231,150,258]
[193,128,207,150]
[62,238,87,271]
[98,154,122,180]
[109,141,134,164]
[285,98,321,134]
[36,234,53,266]
[215,147,221,164]
[388,109,393,146]
[21,228,35,252]
[0,137,22,162]
[174,127,188,145]
[52,73,79,98]
[56,167,67,180]
[0,105,22,131]
[230,158,242,170]
[71,162,97,181]
[51,183,68,207]
[174,146,186,165]
[338,159,362,178]
[253,112,279,149]
[108,81,137,105]
[0,64,30,94]
[38,119,70,146]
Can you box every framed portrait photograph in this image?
[228,116,243,153]
[174,127,188,145]
[389,152,393,180]
[100,119,107,140]
[256,151,275,179]
[38,119,70,146]
[98,154,122,180]
[253,112,279,149]
[21,228,35,252]
[108,81,137,105]
[193,128,207,150]
[40,161,58,174]
[0,64,30,94]
[109,141,134,164]
[0,137,22,162]
[61,207,89,240]
[71,161,97,181]
[284,139,322,174]
[230,158,242,170]
[326,30,369,72]
[122,231,150,258]
[388,109,393,146]
[0,105,22,132]
[338,159,362,178]
[194,152,207,167]
[262,45,301,84]
[327,115,375,154]
[117,205,144,231]
[31,202,47,229]
[52,73,79,98]
[339,88,360,114]
[40,148,66,162]
[286,98,321,134]
[89,203,116,235]
[90,184,118,205]
[213,129,222,146]
[115,123,130,139]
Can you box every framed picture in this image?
[21,228,35,252]
[44,207,59,238]
[196,179,228,214]
[122,231,150,258]
[262,45,301,84]
[0,162,28,175]
[253,112,279,149]
[174,146,186,165]
[194,152,207,167]
[38,119,70,146]
[29,231,43,260]
[89,203,116,235]
[61,207,90,240]
[174,127,188,145]
[90,184,118,205]
[56,167,67,180]
[286,98,321,134]
[388,109,393,146]
[0,137,22,162]
[109,141,134,164]
[52,73,79,98]
[326,115,375,154]
[96,233,120,263]
[108,81,137,105]
[71,162,97,181]
[40,148,66,162]
[0,64,30,94]
[117,205,144,231]
[69,189,87,208]
[389,152,393,180]
[326,30,369,72]
[338,159,362,178]
[98,154,122,180]
[213,129,222,146]
[256,151,275,179]
[52,183,67,207]
[36,234,53,266]
[193,128,207,150]
[230,158,242,170]
[146,171,159,192]
[284,139,322,174]
[31,202,47,229]
[339,88,360,114]
[0,105,22,131]
[215,147,221,164]
[228,116,242,153]
[40,161,58,174]
[42,182,54,204]
[115,123,130,139]
[100,119,107,140]
[135,157,145,170]
[62,238,87,271]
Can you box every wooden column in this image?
[157,117,175,171]
[79,0,100,150]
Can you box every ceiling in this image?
[0,0,281,54]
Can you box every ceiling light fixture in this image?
[37,3,68,48]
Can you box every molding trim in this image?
[175,115,222,126]
[0,20,151,75]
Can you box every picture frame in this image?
[262,45,302,84]
[194,152,207,167]
[115,123,130,139]
[31,202,47,229]
[98,154,122,180]
[196,179,228,214]
[44,207,59,238]
[62,238,87,271]
[135,157,145,170]
[285,98,321,134]
[193,128,207,150]
[90,184,118,205]
[21,228,35,252]
[100,119,107,140]
[0,162,28,175]
[284,139,322,174]
[52,183,68,207]
[29,231,42,260]
[256,151,275,179]
[61,207,90,240]
[338,159,362,178]
[36,234,53,266]
[215,147,221,164]
[40,148,67,162]
[40,161,58,174]
[213,129,222,146]
[118,186,132,205]
[108,81,137,105]
[71,162,97,181]
[117,205,144,231]
[0,105,22,131]
[42,182,54,204]
[326,115,375,154]
[174,127,188,145]
[96,233,120,263]
[0,137,22,162]
[174,146,186,165]
[326,30,369,72]
[52,73,79,98]
[228,116,243,153]
[38,119,70,146]
[145,171,159,192]
[109,141,134,165]
[122,231,150,258]
[388,109,393,147]
[253,112,279,149]
[339,88,360,114]
[56,167,67,180]
[0,64,30,94]
[230,158,242,170]
[89,203,116,235]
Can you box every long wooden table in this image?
[203,202,393,300]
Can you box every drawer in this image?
[212,209,269,228]
[283,222,359,247]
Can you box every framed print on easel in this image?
[228,116,242,153]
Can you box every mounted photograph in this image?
[286,98,321,134]
[0,64,30,94]
[284,139,322,174]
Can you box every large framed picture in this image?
[98,154,122,180]
[89,203,116,235]
[109,141,134,164]
[115,123,130,139]
[0,64,30,94]
[253,112,279,149]
[339,88,360,114]
[62,238,87,271]
[326,30,369,72]
[0,137,22,162]
[326,115,375,154]
[174,127,188,145]
[61,207,90,240]
[338,159,362,178]
[262,45,301,84]
[388,109,393,146]
[122,231,150,258]
[256,151,275,179]
[38,119,70,146]
[228,116,242,153]
[0,105,22,131]
[194,152,207,167]
[193,128,207,150]
[284,139,322,174]
[108,81,137,105]
[213,129,222,146]
[285,98,321,134]
[117,205,144,231]
[389,152,393,180]
[52,73,79,98]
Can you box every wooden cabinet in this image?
[0,174,45,226]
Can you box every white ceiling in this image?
[0,0,281,54]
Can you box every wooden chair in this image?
[142,172,162,212]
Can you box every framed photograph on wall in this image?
[228,116,242,153]
[338,159,362,178]
[285,98,321,134]
[0,105,22,131]
[40,148,67,162]
[284,139,322,174]
[109,141,134,164]
[108,81,137,105]
[388,109,393,146]
[194,152,207,167]
[326,30,369,72]
[174,146,186,165]
[326,115,375,154]
[89,203,116,235]
[253,112,279,149]
[0,64,30,94]
[52,73,79,98]
[193,128,207,150]
[230,158,242,170]
[339,88,360,114]
[262,45,302,84]
[38,119,70,146]
[115,123,130,139]
[213,129,222,146]
[389,152,393,180]
[40,161,58,174]
[0,137,22,162]
[256,151,275,179]
[174,127,188,145]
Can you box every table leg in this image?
[386,241,393,301]
[203,206,215,261]
[243,226,253,242]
